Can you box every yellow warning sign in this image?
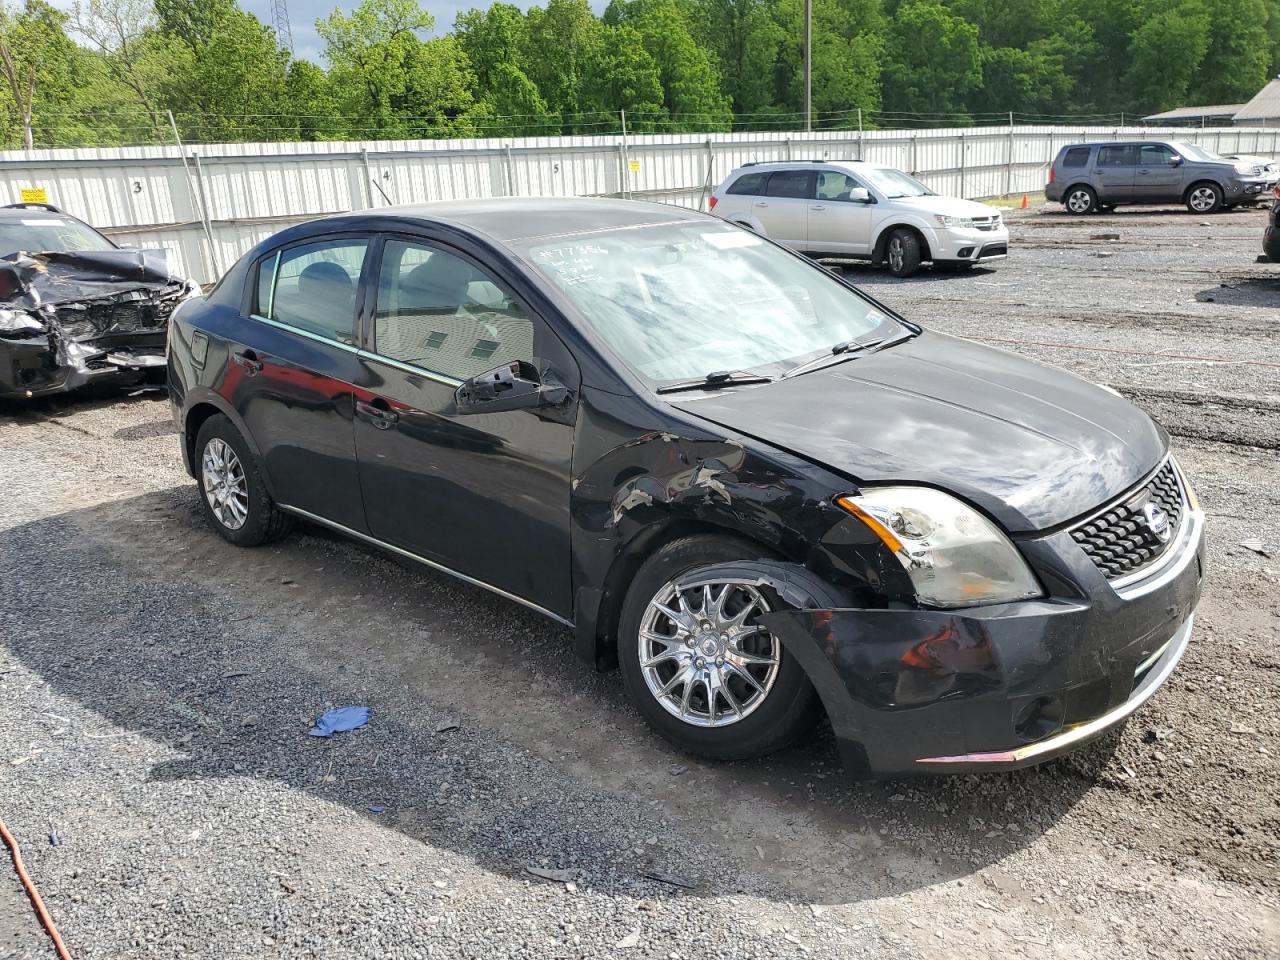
[19,187,48,205]
[627,159,641,173]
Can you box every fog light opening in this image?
[1014,695,1064,743]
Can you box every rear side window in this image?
[727,172,768,195]
[1061,147,1091,168]
[256,239,369,344]
[1098,145,1138,166]
[766,170,816,199]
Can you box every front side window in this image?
[372,239,534,381]
[522,221,901,384]
[1139,144,1176,165]
[1098,145,1137,167]
[816,171,865,201]
[765,170,816,199]
[257,238,368,344]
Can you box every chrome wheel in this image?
[638,578,780,728]
[887,237,905,272]
[201,438,248,530]
[1188,186,1218,212]
[1066,189,1093,213]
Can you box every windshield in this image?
[860,167,933,198]
[1172,142,1222,162]
[521,221,902,385]
[0,216,115,258]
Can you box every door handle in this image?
[232,350,263,375]
[355,399,399,429]
[810,204,826,211]
[1137,169,1149,175]
[754,201,768,207]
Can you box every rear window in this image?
[727,172,768,195]
[1062,147,1091,168]
[765,170,815,199]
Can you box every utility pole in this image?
[803,0,812,132]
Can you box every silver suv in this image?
[1046,140,1272,214]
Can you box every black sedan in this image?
[167,199,1204,777]
[1265,194,1280,261]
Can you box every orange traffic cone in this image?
[1020,192,1029,209]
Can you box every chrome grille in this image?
[1070,461,1185,581]
[973,215,1001,232]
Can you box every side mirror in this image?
[1169,155,1183,166]
[848,187,872,203]
[455,360,568,414]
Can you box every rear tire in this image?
[885,228,922,277]
[1063,185,1097,215]
[194,414,292,547]
[1185,182,1223,214]
[617,535,821,760]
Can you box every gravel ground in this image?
[1,202,1277,960]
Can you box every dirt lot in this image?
[1,203,1277,960]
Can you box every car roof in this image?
[324,197,708,244]
[0,206,74,222]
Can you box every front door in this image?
[1134,143,1183,201]
[1094,144,1138,202]
[756,169,816,249]
[228,235,372,531]
[807,170,874,256]
[352,235,579,619]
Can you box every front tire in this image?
[1185,182,1223,214]
[195,414,292,546]
[885,228,922,277]
[617,535,821,760]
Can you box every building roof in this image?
[1233,78,1280,122]
[1142,104,1244,122]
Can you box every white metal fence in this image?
[2,124,1277,284]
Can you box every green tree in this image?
[72,0,179,138]
[881,0,981,117]
[0,0,80,148]
[604,0,732,129]
[1122,1,1211,112]
[1190,0,1273,103]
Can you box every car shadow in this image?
[2,486,1114,907]
[831,261,1003,286]
[1195,276,1280,306]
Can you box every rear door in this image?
[1135,143,1183,200]
[756,170,815,248]
[806,169,874,255]
[1094,144,1138,202]
[228,235,372,531]
[351,234,579,619]
[716,170,769,222]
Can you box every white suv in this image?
[709,160,1010,277]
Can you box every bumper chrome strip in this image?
[916,613,1194,765]
[1113,508,1203,600]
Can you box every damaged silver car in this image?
[0,203,196,399]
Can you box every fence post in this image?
[504,144,515,196]
[959,131,966,197]
[785,137,792,161]
[1006,111,1014,198]
[620,109,631,199]
[167,111,218,281]
[360,148,376,207]
[189,150,222,277]
[910,133,917,175]
[698,138,716,211]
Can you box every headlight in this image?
[0,308,45,334]
[837,487,1042,607]
[933,215,975,229]
[1234,162,1261,176]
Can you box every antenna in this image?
[271,0,294,55]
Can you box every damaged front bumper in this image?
[0,249,193,400]
[750,512,1205,777]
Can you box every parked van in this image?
[1045,140,1271,214]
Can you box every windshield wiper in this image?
[782,331,911,379]
[656,370,774,394]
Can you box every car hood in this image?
[889,195,1001,220]
[669,332,1166,533]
